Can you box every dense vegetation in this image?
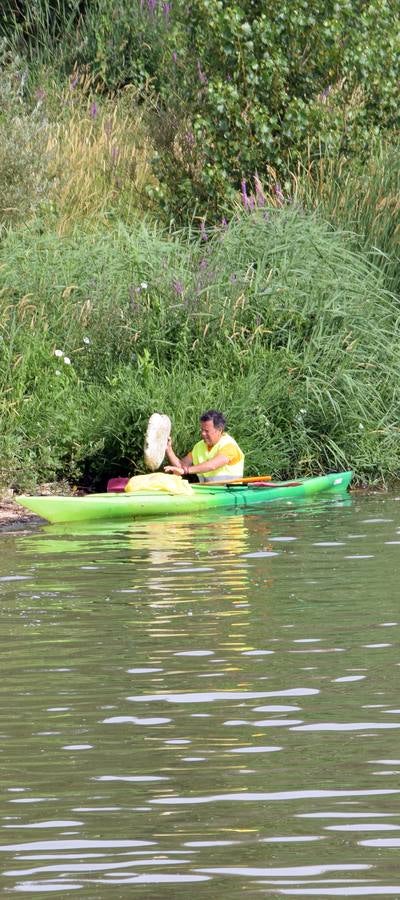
[0,2,399,489]
[2,0,399,216]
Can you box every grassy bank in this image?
[0,48,399,490]
[1,207,399,489]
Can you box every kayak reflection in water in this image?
[164,409,244,483]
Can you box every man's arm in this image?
[165,437,192,469]
[165,453,229,477]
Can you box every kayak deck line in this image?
[16,471,353,525]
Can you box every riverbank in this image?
[1,28,399,492]
[2,206,400,489]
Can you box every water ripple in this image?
[151,789,399,806]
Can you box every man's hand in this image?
[164,464,184,476]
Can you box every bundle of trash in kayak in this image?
[107,473,194,495]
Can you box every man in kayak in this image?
[164,409,244,482]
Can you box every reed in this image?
[46,80,158,230]
[0,53,157,230]
[291,145,400,293]
[1,207,399,489]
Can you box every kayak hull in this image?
[16,471,353,524]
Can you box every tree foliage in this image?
[1,0,399,215]
[180,0,398,208]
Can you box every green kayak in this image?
[16,471,353,524]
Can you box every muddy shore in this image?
[0,501,41,530]
[0,480,79,528]
[0,493,43,530]
[0,486,73,530]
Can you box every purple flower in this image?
[254,173,266,207]
[199,257,208,270]
[172,50,178,63]
[147,0,157,13]
[70,75,78,90]
[319,85,332,102]
[241,178,251,210]
[273,182,284,204]
[172,279,184,295]
[221,217,228,230]
[162,1,171,20]
[200,220,208,242]
[197,61,208,86]
[90,102,98,119]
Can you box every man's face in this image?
[200,418,222,447]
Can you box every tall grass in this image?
[291,146,400,294]
[45,78,158,230]
[0,0,83,69]
[1,207,400,489]
[0,52,157,230]
[0,42,52,227]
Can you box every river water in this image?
[1,490,400,898]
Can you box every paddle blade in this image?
[107,477,130,492]
[144,413,171,471]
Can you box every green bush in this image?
[2,1,399,218]
[152,0,400,216]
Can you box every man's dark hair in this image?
[200,410,226,430]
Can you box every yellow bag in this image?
[124,473,194,495]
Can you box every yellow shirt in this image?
[191,433,244,482]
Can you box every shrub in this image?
[2,1,399,218]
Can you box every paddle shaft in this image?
[196,474,271,486]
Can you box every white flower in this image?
[63,356,71,365]
[358,423,364,431]
[140,281,148,290]
[55,369,61,376]
[299,408,307,415]
[54,348,64,357]
[83,336,90,345]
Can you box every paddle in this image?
[197,478,303,489]
[196,474,272,486]
[144,413,171,471]
[107,414,172,491]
